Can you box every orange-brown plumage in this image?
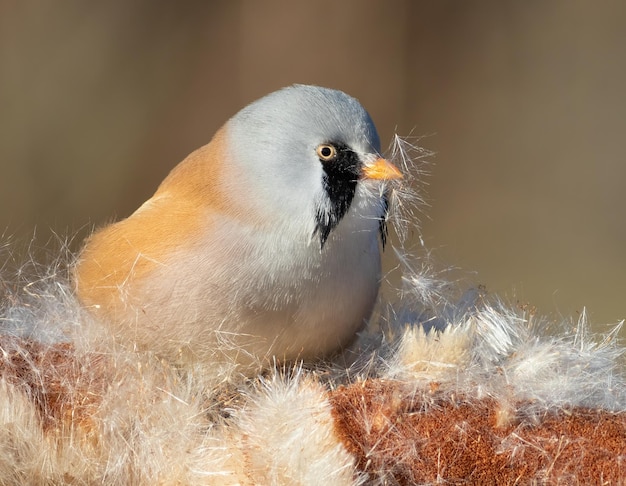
[75,128,228,317]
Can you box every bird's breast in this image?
[138,209,383,361]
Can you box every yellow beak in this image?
[361,157,403,180]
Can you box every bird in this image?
[73,84,402,372]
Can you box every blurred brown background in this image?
[1,1,625,327]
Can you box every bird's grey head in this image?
[226,84,387,247]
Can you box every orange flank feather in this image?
[74,129,230,332]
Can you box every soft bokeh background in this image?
[1,1,625,328]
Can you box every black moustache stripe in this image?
[313,143,387,249]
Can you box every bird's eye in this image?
[316,144,337,161]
